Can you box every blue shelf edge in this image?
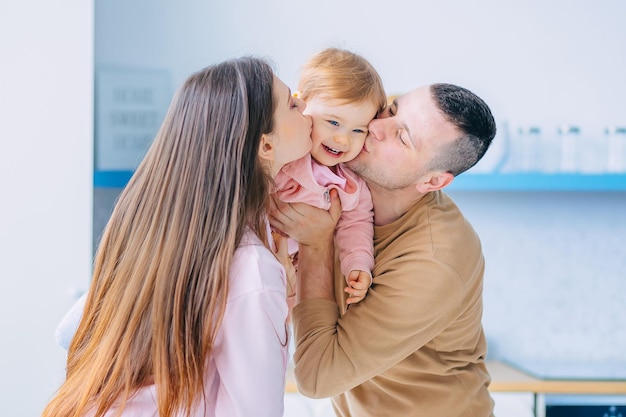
[447,173,626,191]
[94,171,626,191]
[94,170,134,188]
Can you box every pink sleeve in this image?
[335,175,374,280]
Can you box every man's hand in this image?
[269,190,342,304]
[269,191,342,247]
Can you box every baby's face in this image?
[304,96,378,167]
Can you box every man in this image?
[271,83,497,416]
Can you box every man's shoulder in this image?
[390,191,481,257]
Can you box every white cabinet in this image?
[285,392,537,417]
[284,394,335,417]
[492,392,536,417]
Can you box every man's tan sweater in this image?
[292,190,494,417]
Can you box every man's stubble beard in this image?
[348,158,418,191]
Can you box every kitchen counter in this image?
[486,360,626,395]
[286,360,626,394]
[286,361,626,417]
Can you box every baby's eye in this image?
[353,129,366,134]
[327,120,339,127]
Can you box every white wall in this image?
[0,1,94,416]
[96,0,626,129]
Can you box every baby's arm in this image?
[345,270,372,305]
[334,170,375,306]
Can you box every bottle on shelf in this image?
[578,125,609,174]
[557,124,580,173]
[606,126,626,173]
[500,124,542,173]
[538,124,561,173]
[519,126,541,172]
[471,120,508,173]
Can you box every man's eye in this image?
[327,120,339,126]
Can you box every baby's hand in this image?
[345,270,372,305]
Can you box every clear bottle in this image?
[500,125,522,173]
[519,126,541,172]
[539,125,561,173]
[472,120,509,173]
[606,126,626,173]
[578,126,608,174]
[501,124,541,173]
[558,125,580,173]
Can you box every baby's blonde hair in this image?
[297,48,387,112]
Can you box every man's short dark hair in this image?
[428,83,497,176]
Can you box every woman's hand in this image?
[270,190,342,304]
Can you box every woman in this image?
[42,57,312,417]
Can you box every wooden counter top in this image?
[487,360,626,394]
[286,360,626,395]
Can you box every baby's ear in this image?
[258,133,274,162]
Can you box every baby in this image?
[274,48,386,305]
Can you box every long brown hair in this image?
[42,57,276,417]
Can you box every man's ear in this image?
[258,133,274,162]
[415,172,454,194]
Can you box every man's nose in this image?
[368,118,386,142]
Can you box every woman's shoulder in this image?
[229,229,285,298]
[235,228,274,264]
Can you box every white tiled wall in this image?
[447,190,626,365]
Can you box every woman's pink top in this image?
[78,228,290,417]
